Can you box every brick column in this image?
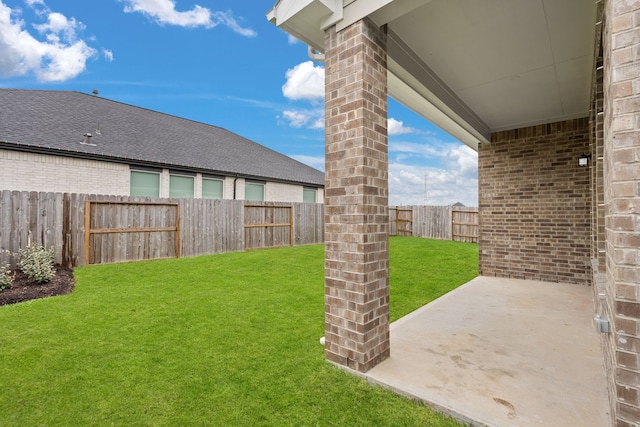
[604,0,640,424]
[323,18,389,373]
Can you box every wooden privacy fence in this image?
[0,190,64,266]
[0,190,477,268]
[390,205,478,242]
[84,201,180,265]
[0,191,322,268]
[452,208,479,243]
[244,204,292,250]
[389,207,413,236]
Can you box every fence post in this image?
[84,200,91,266]
[175,204,181,259]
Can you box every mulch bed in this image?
[0,266,75,306]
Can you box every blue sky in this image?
[0,0,478,206]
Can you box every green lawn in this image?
[0,236,477,426]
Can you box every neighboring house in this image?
[0,89,324,203]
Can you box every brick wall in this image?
[604,0,640,424]
[593,33,606,274]
[0,149,130,195]
[478,118,592,285]
[266,182,302,202]
[324,18,390,373]
[590,6,618,423]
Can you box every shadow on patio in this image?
[362,276,609,427]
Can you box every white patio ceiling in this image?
[267,0,598,150]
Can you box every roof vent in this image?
[81,133,96,146]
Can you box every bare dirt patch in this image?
[0,266,75,306]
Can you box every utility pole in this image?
[423,172,428,206]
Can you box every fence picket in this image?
[390,206,478,241]
[0,190,474,268]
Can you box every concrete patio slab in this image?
[362,276,610,427]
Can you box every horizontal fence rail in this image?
[0,191,325,267]
[0,190,476,268]
[391,205,479,242]
[244,204,293,250]
[452,208,479,243]
[84,201,180,265]
[390,207,413,236]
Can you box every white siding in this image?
[159,169,170,198]
[0,149,324,203]
[265,182,302,202]
[223,176,237,200]
[234,178,246,200]
[195,173,203,199]
[0,149,129,195]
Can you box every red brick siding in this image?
[479,118,592,285]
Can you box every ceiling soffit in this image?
[268,0,597,149]
[386,0,597,135]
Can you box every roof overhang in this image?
[267,0,343,49]
[267,0,598,151]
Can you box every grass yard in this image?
[0,236,477,426]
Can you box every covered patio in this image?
[364,276,609,426]
[268,0,640,425]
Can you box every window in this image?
[202,178,224,199]
[130,170,160,197]
[170,174,194,198]
[303,188,317,203]
[245,182,264,201]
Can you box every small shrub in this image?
[0,250,13,291]
[19,245,56,284]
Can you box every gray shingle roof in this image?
[0,89,324,187]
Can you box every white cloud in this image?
[287,34,298,45]
[389,142,478,206]
[310,117,324,129]
[282,110,309,128]
[278,61,324,129]
[0,1,96,81]
[120,0,256,36]
[388,118,416,135]
[33,12,85,47]
[280,109,323,129]
[282,61,324,102]
[103,49,114,62]
[445,144,478,179]
[389,163,477,207]
[291,154,325,172]
[214,11,255,37]
[121,0,211,27]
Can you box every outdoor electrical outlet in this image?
[593,315,610,333]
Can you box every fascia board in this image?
[338,0,433,31]
[387,69,485,150]
[387,31,489,148]
[267,0,322,24]
[267,0,341,50]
